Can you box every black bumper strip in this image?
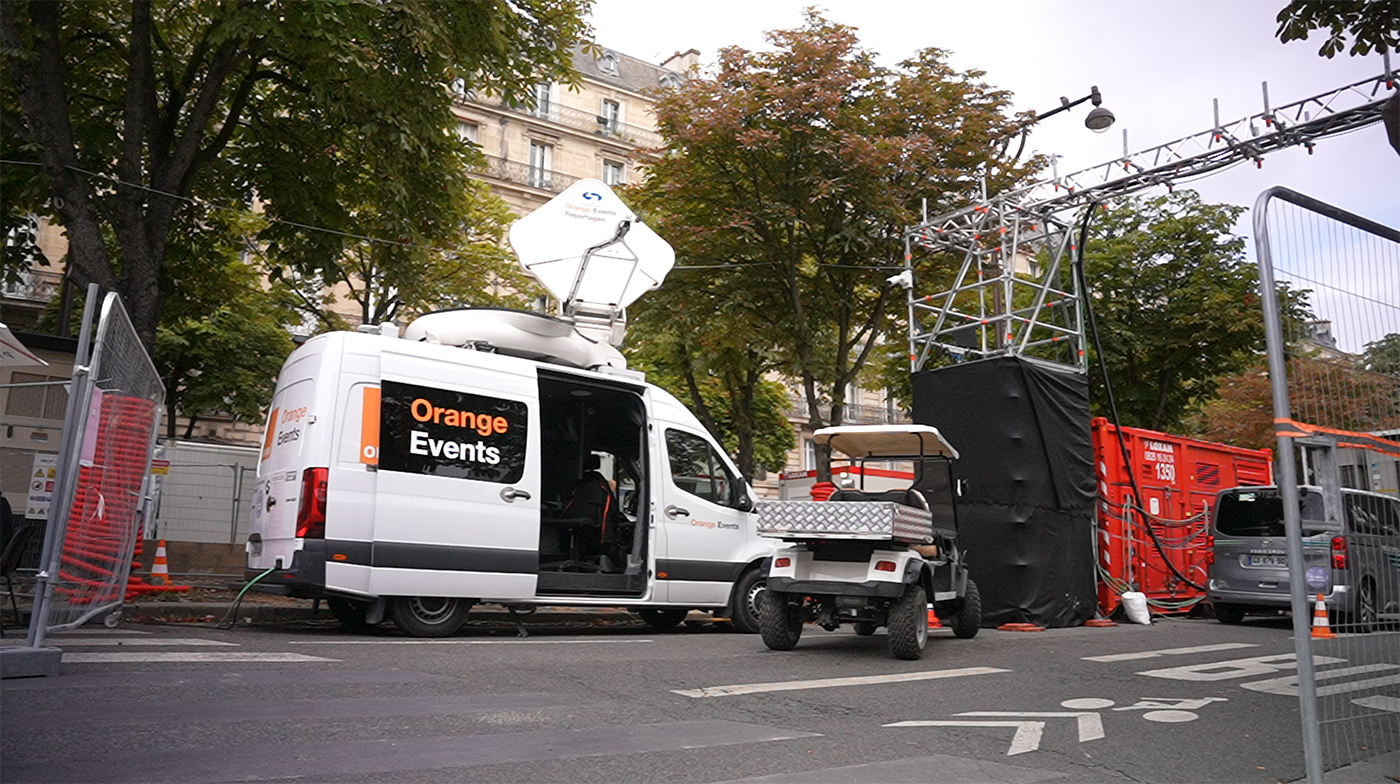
[654,559,747,583]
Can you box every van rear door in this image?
[248,375,318,571]
[368,346,540,600]
[1213,488,1330,598]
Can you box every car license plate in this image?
[250,540,262,557]
[1247,554,1286,567]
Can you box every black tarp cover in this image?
[912,357,1097,627]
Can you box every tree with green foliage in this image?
[1363,333,1400,374]
[1082,191,1266,432]
[634,11,1034,479]
[1,0,590,351]
[152,205,295,438]
[276,179,539,330]
[626,261,794,481]
[1275,0,1400,58]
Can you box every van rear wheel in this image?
[1213,602,1246,625]
[388,596,471,638]
[326,597,370,631]
[638,608,689,630]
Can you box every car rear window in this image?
[1215,490,1326,537]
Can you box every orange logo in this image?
[360,387,380,464]
[261,407,279,462]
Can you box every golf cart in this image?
[757,424,980,660]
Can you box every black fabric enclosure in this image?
[912,357,1097,627]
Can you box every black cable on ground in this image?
[1073,203,1208,594]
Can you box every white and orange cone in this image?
[149,539,172,586]
[927,604,942,629]
[1311,593,1336,639]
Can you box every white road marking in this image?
[289,639,655,645]
[1084,643,1257,662]
[1241,664,1400,697]
[673,667,1009,698]
[1353,695,1400,713]
[886,720,1046,756]
[1139,653,1344,681]
[50,629,151,636]
[63,652,338,663]
[38,637,236,647]
[957,711,1105,742]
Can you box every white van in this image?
[245,180,773,637]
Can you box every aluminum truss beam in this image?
[904,71,1397,374]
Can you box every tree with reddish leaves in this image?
[632,11,1034,479]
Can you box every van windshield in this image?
[1215,490,1327,537]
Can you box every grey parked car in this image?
[1208,485,1400,631]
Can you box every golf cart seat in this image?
[828,488,929,511]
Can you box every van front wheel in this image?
[728,568,766,634]
[388,596,471,638]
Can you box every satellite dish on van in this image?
[509,179,674,346]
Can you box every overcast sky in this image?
[588,0,1398,350]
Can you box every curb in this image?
[116,601,655,629]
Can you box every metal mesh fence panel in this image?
[37,293,165,633]
[1254,187,1400,782]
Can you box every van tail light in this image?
[295,467,329,539]
[1204,535,1215,565]
[1331,536,1347,570]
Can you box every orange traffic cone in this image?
[927,604,942,629]
[149,540,172,586]
[1311,593,1336,639]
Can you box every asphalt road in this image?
[2,613,1396,783]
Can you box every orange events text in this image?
[410,398,509,437]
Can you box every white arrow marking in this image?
[1241,664,1400,697]
[885,720,1046,756]
[957,711,1105,742]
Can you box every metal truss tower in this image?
[903,69,1397,374]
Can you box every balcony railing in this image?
[463,93,664,149]
[786,396,910,426]
[2,268,63,303]
[477,155,581,194]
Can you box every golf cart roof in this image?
[812,424,958,461]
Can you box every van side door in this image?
[656,426,757,606]
[369,346,540,600]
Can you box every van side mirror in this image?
[736,493,755,512]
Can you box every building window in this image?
[528,141,553,189]
[602,160,624,186]
[596,51,620,77]
[532,82,553,120]
[456,121,478,145]
[600,99,622,136]
[804,438,817,471]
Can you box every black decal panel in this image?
[379,380,528,484]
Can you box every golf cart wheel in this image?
[759,590,804,651]
[388,596,471,638]
[951,579,982,639]
[638,607,689,630]
[888,584,928,660]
